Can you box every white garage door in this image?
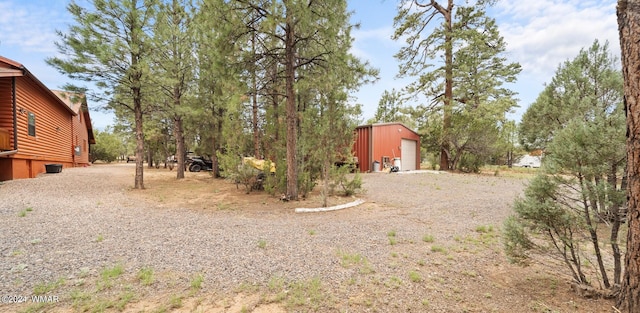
[401,139,417,171]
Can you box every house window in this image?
[27,112,36,136]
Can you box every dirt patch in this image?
[130,166,358,214]
[124,293,285,313]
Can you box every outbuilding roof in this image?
[355,122,420,137]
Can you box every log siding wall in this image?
[0,57,94,180]
[14,76,74,164]
[71,104,90,165]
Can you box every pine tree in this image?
[192,0,252,178]
[225,0,376,200]
[150,0,196,179]
[504,40,625,292]
[373,89,403,123]
[393,0,520,171]
[47,0,157,189]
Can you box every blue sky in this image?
[0,0,620,130]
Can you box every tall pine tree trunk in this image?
[174,115,185,179]
[130,10,145,189]
[617,0,640,310]
[134,97,145,189]
[147,148,154,169]
[430,0,453,171]
[132,49,145,186]
[210,107,222,178]
[441,4,452,171]
[284,6,298,200]
[322,156,330,208]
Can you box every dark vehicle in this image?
[188,157,213,172]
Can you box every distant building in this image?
[0,56,95,180]
[514,154,542,168]
[353,122,420,172]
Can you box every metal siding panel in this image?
[359,128,366,172]
[353,126,371,172]
[367,126,372,170]
[372,123,421,169]
[373,124,402,166]
[372,125,380,165]
[355,123,421,172]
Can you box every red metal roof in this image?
[356,122,420,137]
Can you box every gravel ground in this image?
[0,164,614,312]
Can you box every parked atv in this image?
[188,157,213,172]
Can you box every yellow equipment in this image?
[242,157,276,173]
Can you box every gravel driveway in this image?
[2,164,610,312]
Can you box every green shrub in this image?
[330,164,362,196]
[137,267,154,286]
[457,153,484,173]
[422,234,435,243]
[409,271,422,283]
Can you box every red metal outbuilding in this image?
[353,122,421,172]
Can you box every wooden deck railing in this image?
[0,128,11,150]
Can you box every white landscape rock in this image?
[295,198,365,213]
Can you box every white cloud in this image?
[353,0,622,121]
[495,0,619,83]
[350,26,398,63]
[0,1,67,54]
[349,24,410,119]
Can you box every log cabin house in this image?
[0,56,95,181]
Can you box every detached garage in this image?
[353,122,421,172]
